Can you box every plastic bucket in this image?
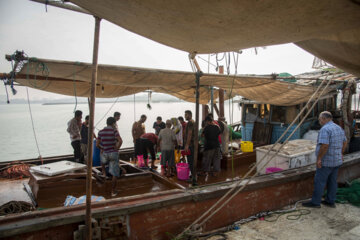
[137,155,146,167]
[176,162,190,180]
[265,167,283,174]
[92,139,101,166]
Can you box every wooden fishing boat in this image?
[0,151,359,239]
[1,1,360,239]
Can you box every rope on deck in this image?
[178,74,335,239]
[0,201,34,216]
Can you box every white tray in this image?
[30,160,86,176]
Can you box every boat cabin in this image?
[241,93,338,145]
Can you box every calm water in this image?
[0,101,241,162]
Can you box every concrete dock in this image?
[209,203,360,240]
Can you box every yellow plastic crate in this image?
[241,141,253,152]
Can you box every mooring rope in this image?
[178,74,334,238]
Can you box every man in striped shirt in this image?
[97,117,123,197]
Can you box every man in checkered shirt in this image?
[303,111,347,208]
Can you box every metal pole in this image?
[85,16,101,240]
[192,71,202,186]
[211,87,214,114]
[218,66,225,120]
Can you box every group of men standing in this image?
[67,108,347,207]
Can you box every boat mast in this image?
[85,16,101,240]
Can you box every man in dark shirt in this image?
[184,110,195,179]
[153,116,166,135]
[114,112,121,129]
[201,116,221,177]
[80,115,90,164]
[178,116,187,147]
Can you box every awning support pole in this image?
[193,71,202,186]
[86,16,101,240]
[211,86,214,114]
[218,66,225,120]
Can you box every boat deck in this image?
[0,151,257,211]
[148,151,256,187]
[0,179,32,207]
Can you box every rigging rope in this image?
[178,74,334,238]
[72,62,80,113]
[94,97,120,129]
[133,94,136,122]
[26,87,43,164]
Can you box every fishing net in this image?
[336,179,360,207]
[0,162,31,179]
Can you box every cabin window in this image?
[306,102,315,119]
[271,106,287,123]
[285,105,299,123]
[326,97,334,111]
[259,104,270,121]
[244,104,258,122]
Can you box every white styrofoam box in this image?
[256,139,316,174]
[30,160,86,176]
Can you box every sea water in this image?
[0,101,241,162]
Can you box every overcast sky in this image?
[0,0,317,101]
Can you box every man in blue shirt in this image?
[303,111,347,208]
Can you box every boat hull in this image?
[1,152,359,239]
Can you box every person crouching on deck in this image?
[158,120,177,176]
[139,132,159,169]
[97,117,123,197]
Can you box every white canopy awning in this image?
[69,0,360,76]
[14,57,345,106]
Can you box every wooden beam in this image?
[86,16,101,240]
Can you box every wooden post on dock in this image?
[218,66,225,120]
[86,16,101,240]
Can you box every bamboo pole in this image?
[85,16,101,240]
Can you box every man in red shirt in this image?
[139,133,158,169]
